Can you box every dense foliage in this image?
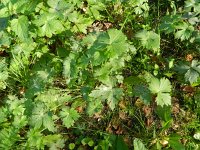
[0,0,200,149]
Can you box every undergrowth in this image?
[0,0,200,149]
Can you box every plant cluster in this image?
[0,0,200,149]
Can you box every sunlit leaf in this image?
[10,15,29,41]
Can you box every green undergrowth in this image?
[0,0,200,149]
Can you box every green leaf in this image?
[30,103,55,132]
[0,58,8,90]
[156,92,171,107]
[33,13,64,37]
[86,100,103,116]
[89,85,123,110]
[175,22,194,41]
[69,143,75,149]
[136,30,160,52]
[68,11,93,34]
[149,77,172,107]
[176,60,200,84]
[60,107,80,128]
[133,138,147,150]
[0,127,20,149]
[169,134,185,150]
[43,134,65,149]
[0,17,8,31]
[87,29,128,65]
[0,31,11,47]
[15,0,40,14]
[185,0,200,14]
[10,15,29,41]
[27,129,44,149]
[114,135,129,150]
[149,78,172,94]
[134,85,152,105]
[0,108,7,124]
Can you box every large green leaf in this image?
[10,15,29,41]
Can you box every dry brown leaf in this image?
[185,54,193,62]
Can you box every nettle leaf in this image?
[33,13,64,37]
[149,78,172,107]
[60,107,80,128]
[136,30,160,52]
[10,15,29,41]
[175,22,194,41]
[89,84,123,110]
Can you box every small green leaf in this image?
[10,15,29,41]
[87,100,103,116]
[169,134,185,150]
[149,77,172,107]
[134,138,147,150]
[60,107,80,128]
[89,85,123,110]
[136,30,160,52]
[149,77,172,93]
[175,22,194,41]
[134,85,152,105]
[69,143,75,150]
[33,13,64,37]
[176,60,200,84]
[30,103,55,132]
